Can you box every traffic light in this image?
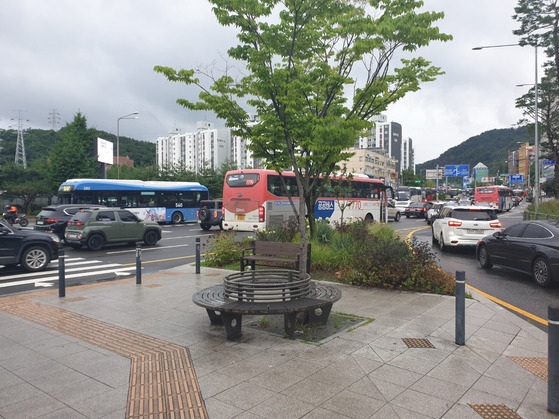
[414,180,421,184]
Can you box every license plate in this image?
[237,214,245,221]
[467,229,483,234]
[36,220,44,225]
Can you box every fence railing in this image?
[523,210,559,221]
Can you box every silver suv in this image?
[432,206,501,251]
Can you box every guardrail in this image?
[523,210,559,221]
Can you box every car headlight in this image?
[50,235,61,243]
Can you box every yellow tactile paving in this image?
[508,356,548,382]
[0,290,208,419]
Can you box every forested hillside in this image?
[0,126,156,167]
[416,127,531,176]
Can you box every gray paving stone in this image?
[319,388,386,418]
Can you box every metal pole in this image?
[58,245,65,298]
[136,242,142,284]
[455,271,465,345]
[196,238,201,274]
[549,304,559,413]
[534,45,540,212]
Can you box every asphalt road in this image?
[396,203,558,332]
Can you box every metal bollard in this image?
[455,271,465,345]
[136,242,142,284]
[196,237,200,274]
[549,304,559,413]
[58,245,65,298]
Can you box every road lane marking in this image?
[465,283,548,326]
[0,267,136,288]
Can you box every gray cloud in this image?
[0,0,536,164]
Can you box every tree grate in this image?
[469,403,522,418]
[508,356,548,382]
[402,338,435,348]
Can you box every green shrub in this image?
[255,218,299,242]
[203,231,244,267]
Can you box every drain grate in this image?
[402,338,435,348]
[508,356,548,382]
[469,403,522,418]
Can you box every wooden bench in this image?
[240,241,311,272]
[192,270,341,340]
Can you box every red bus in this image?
[475,186,513,212]
[222,169,390,231]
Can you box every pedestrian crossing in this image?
[0,257,136,292]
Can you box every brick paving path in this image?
[0,293,208,419]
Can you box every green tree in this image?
[155,0,451,274]
[516,66,559,196]
[513,0,559,86]
[46,112,99,190]
[1,162,49,212]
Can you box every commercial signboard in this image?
[426,168,445,179]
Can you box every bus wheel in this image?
[365,214,374,223]
[171,212,183,224]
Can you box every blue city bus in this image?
[57,179,209,224]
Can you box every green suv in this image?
[64,208,162,250]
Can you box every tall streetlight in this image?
[473,43,539,211]
[116,112,139,179]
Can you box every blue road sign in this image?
[509,174,524,183]
[445,165,470,177]
[543,160,556,166]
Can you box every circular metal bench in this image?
[192,270,342,339]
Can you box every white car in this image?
[431,205,501,251]
[387,202,401,222]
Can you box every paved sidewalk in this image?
[0,264,554,418]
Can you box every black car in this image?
[34,204,103,240]
[476,220,559,287]
[198,200,223,230]
[0,220,60,272]
[405,202,429,218]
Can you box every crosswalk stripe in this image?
[0,267,136,288]
[0,262,128,282]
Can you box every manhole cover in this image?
[402,338,435,348]
[245,312,372,344]
[469,404,521,418]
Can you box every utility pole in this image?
[12,111,28,168]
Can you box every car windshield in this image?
[450,209,497,221]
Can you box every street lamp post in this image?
[472,43,540,211]
[116,112,139,179]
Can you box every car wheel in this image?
[199,208,210,222]
[200,223,212,231]
[87,234,105,251]
[394,212,400,222]
[478,245,493,269]
[18,218,29,227]
[532,257,553,287]
[432,227,438,244]
[21,246,50,272]
[171,211,183,224]
[143,230,159,246]
[439,234,447,252]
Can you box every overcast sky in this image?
[0,0,542,165]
